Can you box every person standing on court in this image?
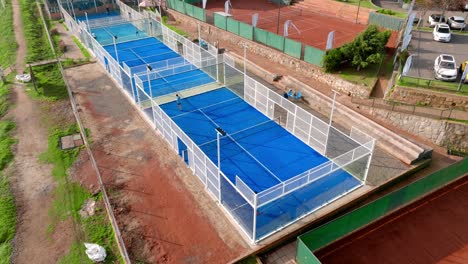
[176,94,182,110]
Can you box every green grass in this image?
[72,36,91,60]
[335,0,378,10]
[39,124,81,180]
[27,64,68,101]
[0,76,12,118]
[40,125,120,263]
[0,121,15,171]
[339,63,380,87]
[162,16,189,37]
[0,0,17,68]
[0,120,16,264]
[20,0,54,63]
[415,27,468,35]
[398,76,468,94]
[447,118,468,124]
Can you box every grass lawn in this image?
[0,120,16,264]
[0,0,17,68]
[335,0,378,9]
[398,76,468,94]
[338,63,380,87]
[415,27,468,35]
[72,36,91,60]
[20,0,55,63]
[27,64,68,101]
[162,16,189,37]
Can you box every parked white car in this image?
[434,54,458,81]
[428,14,446,27]
[433,24,451,42]
[447,16,466,30]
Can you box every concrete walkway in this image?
[372,0,407,12]
[55,22,87,60]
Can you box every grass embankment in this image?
[162,16,189,37]
[0,0,17,68]
[398,76,468,94]
[19,0,55,63]
[0,1,17,262]
[72,36,91,60]
[27,64,68,100]
[0,120,16,264]
[42,125,120,264]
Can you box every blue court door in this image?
[177,138,189,165]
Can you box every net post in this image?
[252,193,258,243]
[362,139,375,184]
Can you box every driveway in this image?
[407,30,468,80]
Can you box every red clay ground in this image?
[65,63,248,263]
[203,0,369,50]
[315,175,468,264]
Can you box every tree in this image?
[322,25,391,72]
[346,25,391,71]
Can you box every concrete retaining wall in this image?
[362,106,468,152]
[389,86,468,111]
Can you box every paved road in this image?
[407,30,468,80]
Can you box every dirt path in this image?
[9,0,73,262]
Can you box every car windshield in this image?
[437,27,450,33]
[432,14,443,20]
[454,19,465,23]
[441,61,455,69]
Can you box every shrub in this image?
[323,48,345,72]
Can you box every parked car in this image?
[447,16,466,30]
[434,54,458,81]
[428,14,446,27]
[433,23,451,42]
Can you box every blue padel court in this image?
[161,88,361,193]
[161,87,362,238]
[82,16,365,241]
[76,10,120,22]
[92,22,215,97]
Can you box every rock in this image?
[79,199,97,218]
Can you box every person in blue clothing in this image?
[176,94,182,110]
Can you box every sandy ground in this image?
[65,63,249,263]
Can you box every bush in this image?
[377,9,396,16]
[323,48,345,72]
[323,25,391,72]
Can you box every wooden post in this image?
[29,64,38,93]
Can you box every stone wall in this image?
[389,86,468,110]
[167,10,373,98]
[362,106,468,152]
